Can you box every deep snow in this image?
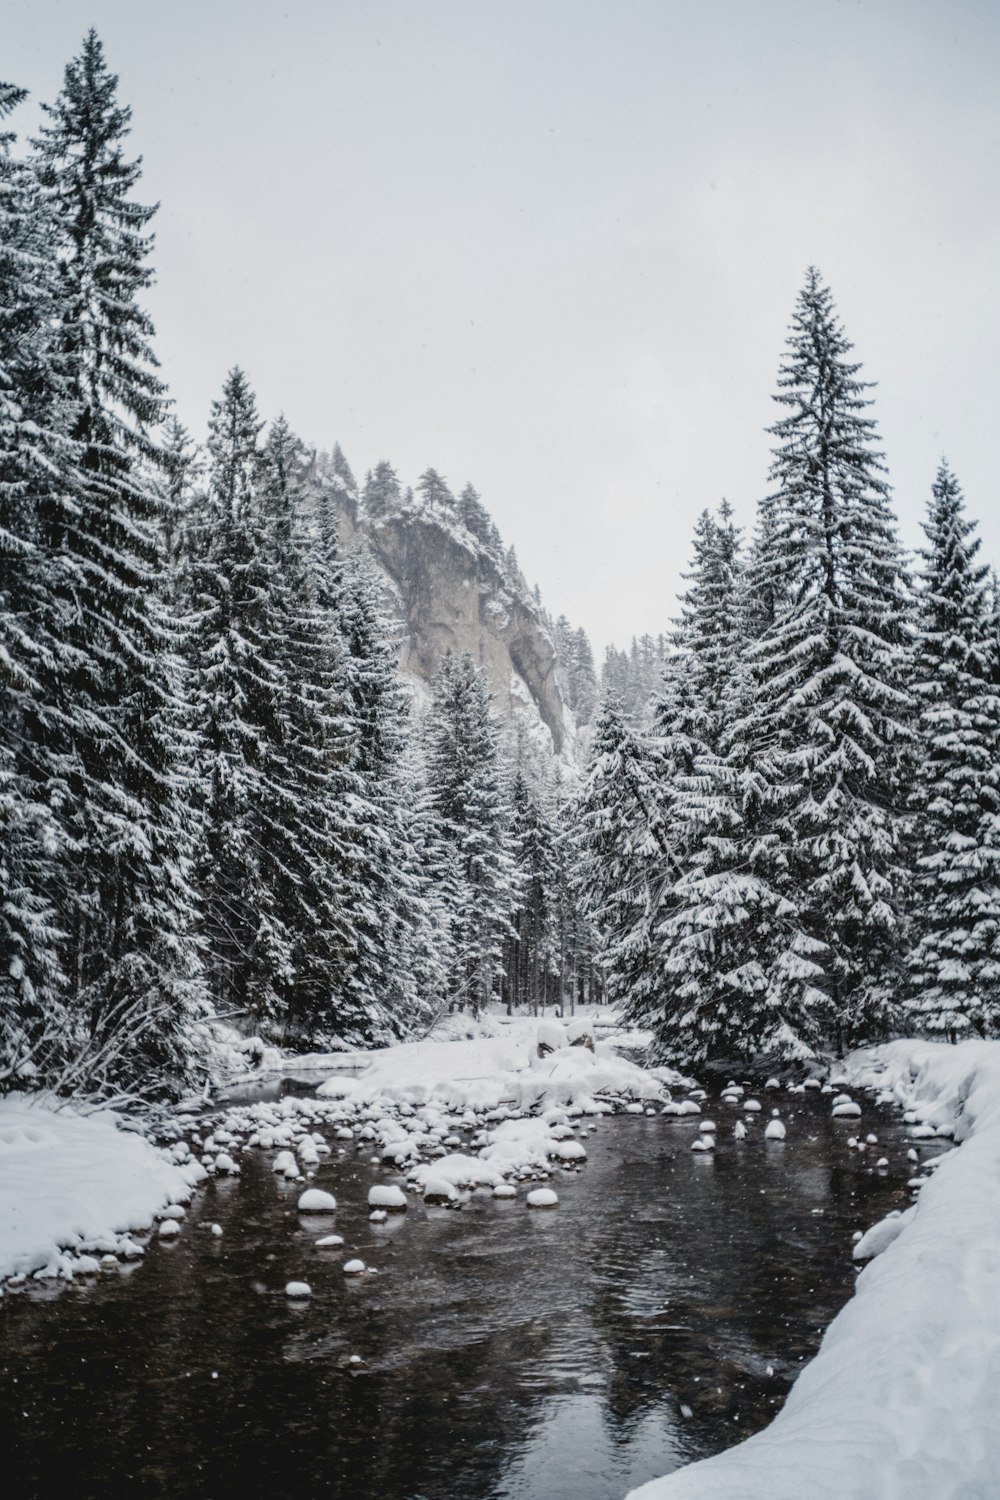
[627,1039,1000,1500]
[0,1099,204,1282]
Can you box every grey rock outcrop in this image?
[332,489,575,765]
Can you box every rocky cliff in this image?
[331,487,577,768]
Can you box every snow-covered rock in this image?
[421,1177,460,1204]
[297,1188,337,1213]
[368,1183,407,1211]
[526,1188,558,1208]
[285,1281,311,1298]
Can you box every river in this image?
[1,1082,923,1500]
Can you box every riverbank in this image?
[0,1011,664,1285]
[0,1100,205,1282]
[628,1038,1000,1500]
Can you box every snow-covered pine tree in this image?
[457,482,492,548]
[257,415,373,1041]
[416,467,454,518]
[190,369,292,1028]
[905,463,1000,1037]
[389,731,459,1026]
[0,80,72,1086]
[655,653,799,1066]
[570,627,599,726]
[336,545,420,1035]
[361,460,402,519]
[549,771,602,1013]
[423,650,517,1012]
[329,441,356,493]
[648,502,792,1064]
[29,33,205,1093]
[507,772,558,1012]
[158,416,200,600]
[746,268,914,1050]
[572,698,675,1026]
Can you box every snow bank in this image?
[627,1038,1000,1500]
[317,1017,673,1118]
[0,1098,203,1282]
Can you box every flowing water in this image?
[1,1084,923,1500]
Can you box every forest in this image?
[3,31,999,1106]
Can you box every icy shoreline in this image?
[628,1038,1000,1500]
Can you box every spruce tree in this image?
[416,467,454,517]
[28,33,205,1093]
[508,773,557,1011]
[905,464,1000,1036]
[191,370,293,1027]
[258,416,369,1040]
[0,79,73,1082]
[573,699,675,1025]
[747,268,913,1049]
[423,651,516,1011]
[361,459,402,519]
[458,482,492,547]
[336,546,417,1033]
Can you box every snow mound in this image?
[526,1188,558,1208]
[297,1188,337,1212]
[0,1098,204,1282]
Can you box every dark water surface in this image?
[1,1087,918,1500]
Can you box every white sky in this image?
[8,0,1000,656]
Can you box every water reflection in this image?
[1,1089,922,1500]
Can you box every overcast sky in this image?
[8,1,1000,654]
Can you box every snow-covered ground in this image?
[628,1038,1000,1500]
[0,1100,205,1283]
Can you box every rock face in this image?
[335,492,575,765]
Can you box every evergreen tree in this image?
[158,416,200,598]
[905,463,1000,1036]
[28,33,205,1093]
[330,440,356,493]
[258,415,369,1040]
[0,78,73,1083]
[507,773,558,1011]
[458,482,492,547]
[423,651,516,1011]
[416,467,454,517]
[337,546,418,1033]
[573,699,675,1025]
[362,459,402,519]
[655,650,798,1065]
[191,369,285,1025]
[746,268,914,1050]
[570,627,598,725]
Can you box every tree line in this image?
[0,33,597,1100]
[574,268,1000,1064]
